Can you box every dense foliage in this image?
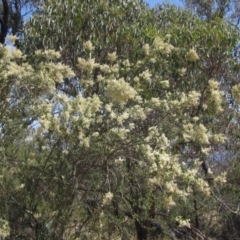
[0,0,240,239]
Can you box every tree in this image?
[1,1,240,240]
[0,0,43,45]
[182,0,240,22]
[154,4,240,239]
[0,38,74,239]
[23,0,155,64]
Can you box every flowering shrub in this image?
[15,38,228,238]
[1,21,238,239]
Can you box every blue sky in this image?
[146,0,182,7]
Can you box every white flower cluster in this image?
[129,104,146,120]
[102,192,113,205]
[232,83,240,104]
[78,58,99,73]
[0,218,10,237]
[169,91,200,109]
[35,49,61,59]
[115,157,125,164]
[83,40,94,52]
[153,37,175,54]
[183,123,210,144]
[207,79,223,113]
[160,80,169,88]
[176,216,191,228]
[179,67,187,76]
[187,48,199,61]
[48,62,74,83]
[214,172,227,185]
[143,44,150,55]
[7,34,18,44]
[139,70,152,82]
[108,52,117,62]
[105,78,137,103]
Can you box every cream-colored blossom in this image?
[110,111,116,119]
[150,162,158,173]
[139,161,146,168]
[100,64,111,73]
[140,144,155,163]
[102,192,113,205]
[187,48,199,61]
[158,134,169,149]
[148,177,158,187]
[11,48,23,59]
[133,76,140,83]
[135,96,143,104]
[202,103,208,110]
[103,102,113,112]
[105,78,137,103]
[209,90,223,108]
[129,105,146,120]
[83,40,94,52]
[212,134,226,143]
[139,70,152,82]
[62,150,69,155]
[232,83,240,104]
[129,123,135,129]
[198,179,211,196]
[48,62,74,83]
[215,172,227,185]
[149,58,156,63]
[122,59,131,70]
[109,63,119,74]
[192,116,199,122]
[7,34,18,44]
[166,196,176,208]
[165,182,178,193]
[183,123,209,144]
[0,218,10,237]
[153,37,174,54]
[179,68,187,76]
[108,52,117,62]
[134,60,143,69]
[209,79,219,89]
[78,58,99,73]
[92,132,99,137]
[115,157,125,164]
[207,80,223,112]
[116,112,129,124]
[151,97,161,107]
[143,44,150,55]
[176,217,191,228]
[201,147,211,155]
[185,91,201,106]
[157,152,171,168]
[35,49,61,59]
[160,80,169,88]
[148,126,159,136]
[110,128,129,140]
[171,163,182,176]
[165,34,171,39]
[97,74,104,82]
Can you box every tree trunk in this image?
[0,0,9,44]
[135,220,148,240]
